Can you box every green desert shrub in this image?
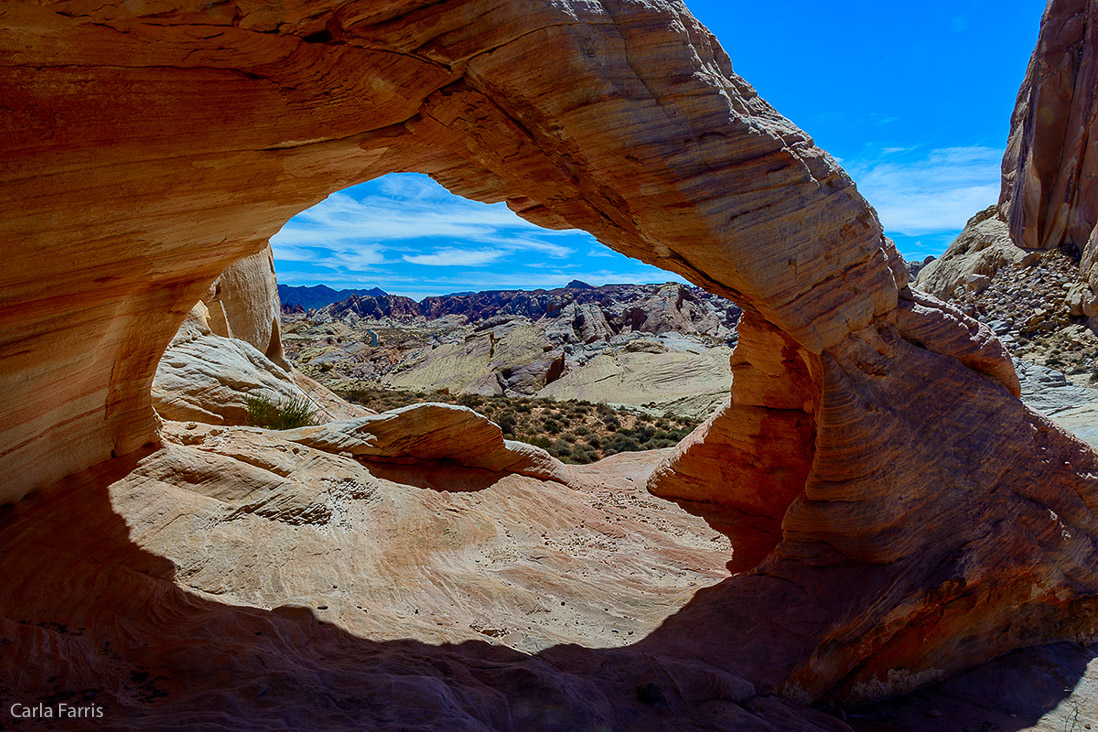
[496,413,517,436]
[549,440,573,460]
[245,393,318,430]
[526,435,552,449]
[571,444,598,464]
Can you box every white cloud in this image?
[845,146,1003,236]
[270,175,576,263]
[270,173,686,297]
[404,248,505,266]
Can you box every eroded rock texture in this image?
[918,0,1098,311]
[153,302,369,424]
[1001,0,1098,257]
[2,0,1097,721]
[201,243,287,367]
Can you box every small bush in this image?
[458,393,484,408]
[245,393,317,430]
[549,439,574,460]
[526,435,552,449]
[497,413,517,436]
[571,444,598,464]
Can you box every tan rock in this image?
[153,303,370,425]
[914,206,1031,298]
[202,244,287,366]
[282,403,570,484]
[537,347,734,420]
[0,0,1096,720]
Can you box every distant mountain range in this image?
[277,284,388,311]
[279,280,700,320]
[280,280,742,419]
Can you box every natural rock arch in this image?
[2,0,1098,702]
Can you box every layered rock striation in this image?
[1,0,1097,721]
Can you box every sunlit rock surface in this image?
[1,0,1097,725]
[917,0,1098,322]
[153,303,369,425]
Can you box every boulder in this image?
[282,403,570,484]
[153,303,370,425]
[914,206,1033,298]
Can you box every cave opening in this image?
[265,172,742,465]
[150,168,820,581]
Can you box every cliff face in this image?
[201,244,287,367]
[915,0,1098,375]
[1000,0,1098,259]
[921,0,1097,295]
[2,0,1098,716]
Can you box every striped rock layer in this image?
[1,0,1097,718]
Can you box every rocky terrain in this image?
[3,0,1098,730]
[282,280,739,420]
[917,208,1098,383]
[915,0,1098,383]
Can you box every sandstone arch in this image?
[3,0,1098,704]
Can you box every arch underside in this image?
[2,0,1098,710]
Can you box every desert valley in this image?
[3,0,1098,730]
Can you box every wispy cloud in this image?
[845,145,1002,239]
[269,173,684,297]
[404,248,504,267]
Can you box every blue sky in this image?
[272,0,1048,297]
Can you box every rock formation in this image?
[201,244,288,366]
[2,0,1098,724]
[153,302,368,424]
[918,0,1098,315]
[285,281,738,416]
[915,0,1098,382]
[282,402,570,483]
[1001,0,1097,260]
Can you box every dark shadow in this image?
[662,498,783,575]
[847,642,1098,731]
[360,459,509,493]
[0,450,1090,731]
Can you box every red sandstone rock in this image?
[0,0,1096,722]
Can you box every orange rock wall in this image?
[0,0,900,505]
[2,0,1098,703]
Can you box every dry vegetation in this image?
[337,386,700,464]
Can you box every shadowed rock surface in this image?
[2,0,1098,727]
